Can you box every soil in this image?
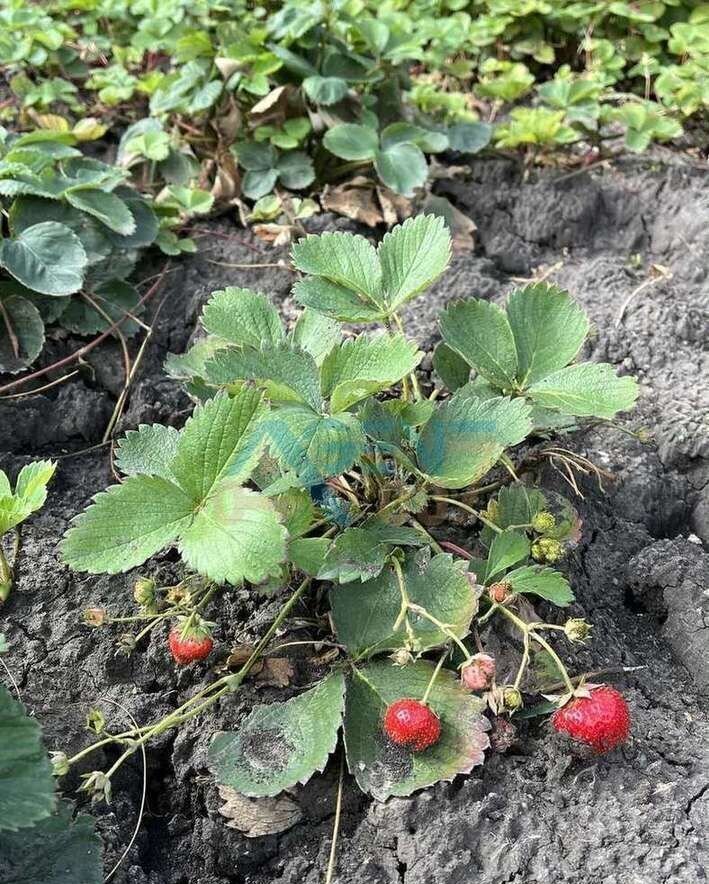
[1,154,708,884]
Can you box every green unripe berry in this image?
[503,686,523,710]
[531,537,564,563]
[133,576,156,608]
[531,511,556,534]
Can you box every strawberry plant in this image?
[59,214,637,820]
[0,459,55,603]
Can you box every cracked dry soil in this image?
[1,155,708,884]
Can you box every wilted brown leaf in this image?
[249,86,291,128]
[217,785,302,837]
[254,657,294,688]
[322,177,383,227]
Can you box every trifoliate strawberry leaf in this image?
[205,344,323,410]
[61,476,195,573]
[506,283,589,386]
[432,341,469,391]
[209,672,346,797]
[0,684,55,832]
[201,288,284,348]
[416,392,532,488]
[320,334,421,413]
[65,188,136,235]
[179,481,286,584]
[484,529,530,582]
[262,405,366,485]
[0,294,45,374]
[343,661,489,801]
[114,424,180,481]
[0,799,102,884]
[292,277,386,323]
[439,299,518,389]
[374,142,428,197]
[378,214,450,313]
[0,222,87,295]
[291,231,383,303]
[505,565,574,606]
[330,549,476,656]
[527,363,639,418]
[169,389,266,500]
[289,308,341,366]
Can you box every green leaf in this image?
[330,550,476,655]
[169,389,266,500]
[495,484,546,530]
[276,150,315,190]
[527,363,639,418]
[61,279,142,337]
[114,424,180,481]
[378,214,451,313]
[289,536,330,576]
[303,75,348,105]
[263,406,366,485]
[242,168,279,199]
[14,459,55,511]
[273,487,317,537]
[485,529,530,582]
[439,299,518,389]
[432,342,469,391]
[318,527,390,584]
[292,278,386,323]
[165,337,228,381]
[65,188,136,236]
[505,565,574,606]
[506,284,590,386]
[374,142,428,197]
[290,308,341,366]
[0,799,102,884]
[60,476,194,574]
[209,672,345,797]
[205,345,323,410]
[291,231,382,303]
[321,334,421,412]
[323,123,379,161]
[0,684,55,832]
[446,121,493,153]
[343,661,489,800]
[416,393,532,488]
[380,123,448,153]
[179,481,287,584]
[0,222,87,296]
[0,295,45,374]
[201,287,284,349]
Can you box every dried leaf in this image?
[421,195,476,253]
[249,86,291,128]
[215,101,243,143]
[217,785,302,837]
[253,223,292,246]
[254,657,294,687]
[321,179,383,228]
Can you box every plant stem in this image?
[421,650,449,705]
[529,632,575,695]
[0,543,13,603]
[407,603,474,663]
[430,496,503,534]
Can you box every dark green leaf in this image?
[0,295,45,374]
[0,222,87,296]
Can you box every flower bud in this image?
[531,537,564,564]
[50,751,70,777]
[86,708,106,735]
[460,653,496,691]
[488,581,512,603]
[390,648,414,667]
[79,770,112,803]
[564,618,592,643]
[531,511,556,534]
[83,607,106,627]
[503,686,523,710]
[133,576,156,608]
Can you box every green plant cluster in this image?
[53,215,637,817]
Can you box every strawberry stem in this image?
[421,650,448,705]
[430,496,503,534]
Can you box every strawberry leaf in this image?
[485,529,531,582]
[378,214,450,312]
[201,287,284,349]
[506,283,589,386]
[439,299,518,389]
[209,672,346,797]
[289,308,341,366]
[343,661,489,800]
[291,231,383,303]
[330,549,476,656]
[527,363,639,418]
[292,277,387,323]
[0,684,55,832]
[505,565,574,606]
[321,334,421,413]
[0,294,45,374]
[115,424,180,481]
[416,392,532,488]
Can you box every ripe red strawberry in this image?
[551,684,630,753]
[383,698,441,752]
[168,619,214,665]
